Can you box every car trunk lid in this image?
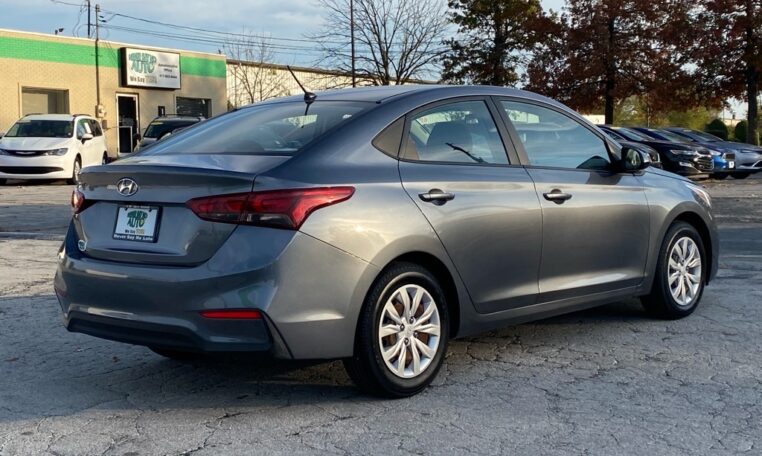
[74,154,290,266]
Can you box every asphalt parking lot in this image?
[1,176,761,456]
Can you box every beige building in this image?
[227,60,357,109]
[226,60,433,108]
[0,28,227,156]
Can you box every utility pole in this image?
[86,0,92,38]
[350,0,356,88]
[94,4,102,116]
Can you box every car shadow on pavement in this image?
[0,294,658,422]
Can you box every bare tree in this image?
[225,31,288,107]
[312,0,450,85]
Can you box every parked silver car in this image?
[55,86,718,397]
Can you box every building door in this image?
[116,94,139,154]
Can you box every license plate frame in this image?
[728,161,735,169]
[113,205,161,243]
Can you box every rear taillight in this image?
[71,189,85,214]
[186,187,355,230]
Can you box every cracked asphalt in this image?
[1,175,761,455]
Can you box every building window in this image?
[22,88,69,115]
[176,97,211,118]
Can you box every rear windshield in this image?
[144,120,198,139]
[5,119,73,138]
[651,129,690,143]
[616,128,654,142]
[684,130,722,142]
[140,101,372,156]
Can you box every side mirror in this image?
[618,146,651,172]
[81,133,94,143]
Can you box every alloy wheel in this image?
[667,236,702,307]
[378,284,441,379]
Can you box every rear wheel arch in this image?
[668,211,713,284]
[367,252,460,340]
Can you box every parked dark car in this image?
[598,125,714,178]
[57,86,718,397]
[634,127,737,179]
[134,115,205,151]
[665,127,762,179]
[598,129,662,169]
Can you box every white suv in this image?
[0,114,109,185]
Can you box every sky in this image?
[0,0,566,65]
[0,0,738,117]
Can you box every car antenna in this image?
[287,65,317,106]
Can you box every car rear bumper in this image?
[64,310,276,353]
[54,223,379,360]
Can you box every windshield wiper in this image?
[446,142,485,163]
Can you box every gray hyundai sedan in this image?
[55,85,718,397]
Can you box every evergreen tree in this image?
[441,0,548,86]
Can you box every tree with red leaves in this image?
[694,0,762,145]
[526,0,695,124]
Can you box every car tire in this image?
[67,156,82,185]
[343,262,449,398]
[714,174,729,180]
[149,347,206,361]
[732,172,750,179]
[0,178,6,186]
[641,221,706,319]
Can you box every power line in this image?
[51,0,448,54]
[51,0,347,46]
[100,24,330,59]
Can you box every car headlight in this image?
[707,150,721,157]
[670,149,698,157]
[42,148,68,156]
[689,185,712,208]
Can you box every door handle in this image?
[543,189,573,204]
[419,189,455,205]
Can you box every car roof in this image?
[253,84,562,106]
[152,116,203,122]
[20,114,83,121]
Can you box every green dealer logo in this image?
[126,210,148,229]
[129,52,157,74]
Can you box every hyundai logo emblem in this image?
[116,178,139,197]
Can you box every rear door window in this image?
[87,119,103,136]
[402,100,509,165]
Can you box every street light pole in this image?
[350,0,356,88]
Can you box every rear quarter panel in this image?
[256,100,480,338]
